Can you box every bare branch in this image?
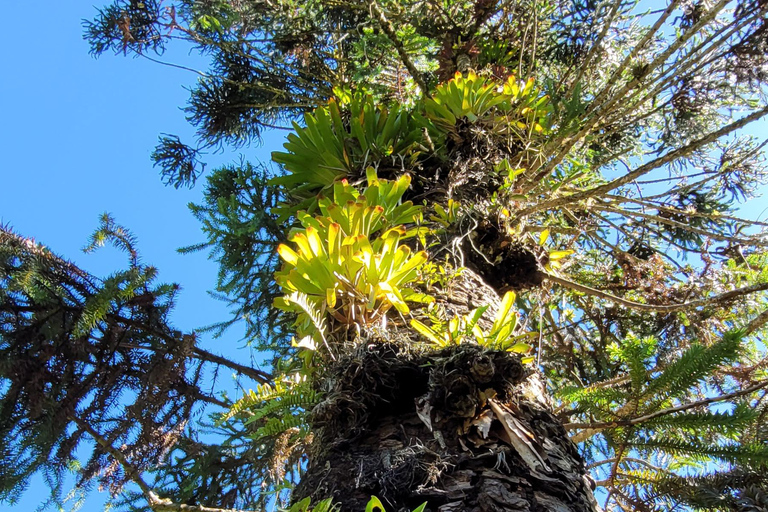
[542,272,768,313]
[369,1,429,96]
[70,415,155,499]
[745,308,768,336]
[193,346,273,384]
[514,105,768,220]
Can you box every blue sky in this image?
[0,2,280,510]
[2,2,768,511]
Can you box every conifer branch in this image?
[522,0,750,193]
[566,379,768,442]
[193,346,273,384]
[369,1,429,97]
[605,4,768,131]
[602,194,768,229]
[588,457,673,476]
[594,205,768,247]
[561,0,627,98]
[70,415,155,499]
[152,501,258,512]
[75,415,258,512]
[584,0,683,117]
[104,313,272,383]
[551,0,731,173]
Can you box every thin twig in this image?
[567,379,768,442]
[543,271,768,313]
[74,415,259,512]
[369,1,430,97]
[513,105,768,220]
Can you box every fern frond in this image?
[283,291,328,342]
[288,497,339,512]
[245,389,318,425]
[219,377,316,424]
[254,414,306,439]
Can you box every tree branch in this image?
[70,415,155,499]
[105,313,272,384]
[152,501,260,512]
[193,346,272,384]
[514,105,768,220]
[522,0,727,190]
[745,308,768,336]
[369,1,430,96]
[594,204,768,247]
[542,271,768,313]
[566,379,768,442]
[73,416,260,512]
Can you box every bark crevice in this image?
[295,344,599,512]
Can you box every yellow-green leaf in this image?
[366,496,386,512]
[507,342,533,354]
[277,244,299,265]
[410,319,447,346]
[549,249,575,261]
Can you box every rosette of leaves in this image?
[410,291,535,359]
[424,71,552,138]
[274,170,430,347]
[271,94,436,206]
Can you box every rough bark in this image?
[295,342,600,511]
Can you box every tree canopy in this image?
[3,0,768,510]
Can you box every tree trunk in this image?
[294,275,600,512]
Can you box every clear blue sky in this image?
[0,2,282,510]
[2,3,767,511]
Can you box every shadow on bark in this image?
[295,344,599,512]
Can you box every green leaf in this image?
[289,497,312,512]
[548,249,574,261]
[411,319,447,346]
[644,330,744,403]
[365,496,386,512]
